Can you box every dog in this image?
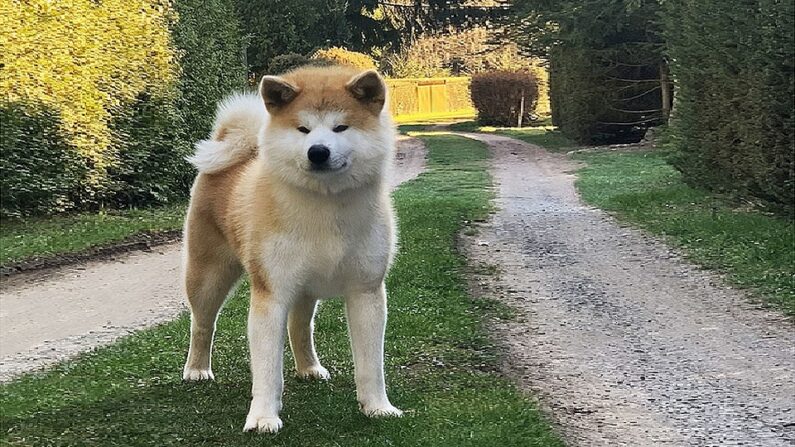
[181,66,403,433]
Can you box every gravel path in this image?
[0,136,426,382]
[459,133,795,446]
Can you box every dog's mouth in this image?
[308,161,349,173]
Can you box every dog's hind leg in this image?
[288,298,330,380]
[182,223,242,381]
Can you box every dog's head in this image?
[258,66,395,194]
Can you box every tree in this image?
[235,0,507,78]
[509,0,670,143]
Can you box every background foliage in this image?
[0,0,246,217]
[511,0,667,144]
[0,0,177,214]
[663,0,794,212]
[471,71,539,126]
[510,0,792,212]
[311,47,378,70]
[4,0,792,216]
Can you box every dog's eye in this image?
[297,126,310,134]
[333,125,349,133]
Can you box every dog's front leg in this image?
[244,284,289,434]
[345,283,403,417]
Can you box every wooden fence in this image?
[386,77,475,118]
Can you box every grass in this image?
[573,149,795,314]
[447,120,575,152]
[0,134,563,447]
[0,203,186,266]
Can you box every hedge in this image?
[549,47,666,144]
[0,0,177,210]
[0,103,84,216]
[471,71,539,126]
[171,0,248,146]
[663,0,794,212]
[530,1,667,144]
[311,47,377,70]
[0,0,246,217]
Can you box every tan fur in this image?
[181,66,402,434]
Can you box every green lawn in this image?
[574,149,795,314]
[0,135,563,447]
[0,204,186,266]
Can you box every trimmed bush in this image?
[311,47,377,70]
[0,102,84,217]
[471,71,538,126]
[267,53,311,75]
[107,93,190,207]
[0,0,246,217]
[0,0,177,201]
[171,0,248,145]
[663,0,794,213]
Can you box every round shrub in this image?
[470,71,539,126]
[310,47,377,70]
[267,53,312,74]
[266,53,331,75]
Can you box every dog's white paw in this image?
[359,402,404,418]
[296,365,330,380]
[243,414,283,434]
[182,367,214,381]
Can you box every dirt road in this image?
[0,136,426,381]
[460,132,795,446]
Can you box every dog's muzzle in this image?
[308,144,331,165]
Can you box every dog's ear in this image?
[346,70,386,114]
[259,76,300,112]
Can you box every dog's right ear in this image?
[259,76,300,111]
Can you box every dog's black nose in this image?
[307,145,330,164]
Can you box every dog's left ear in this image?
[260,75,300,112]
[346,70,386,114]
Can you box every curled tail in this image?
[188,93,266,174]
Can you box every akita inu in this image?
[182,66,402,433]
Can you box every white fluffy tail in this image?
[188,93,266,174]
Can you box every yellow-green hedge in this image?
[0,0,247,217]
[386,77,475,118]
[1,0,176,187]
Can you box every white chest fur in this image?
[261,185,395,301]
